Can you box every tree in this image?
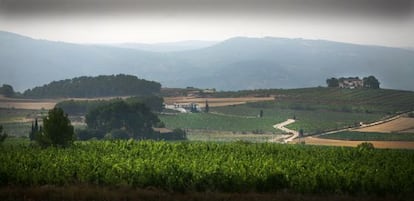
[298,128,304,137]
[0,125,7,143]
[29,118,39,141]
[36,107,74,147]
[0,84,15,97]
[205,100,209,113]
[363,76,380,89]
[85,101,160,139]
[326,78,339,88]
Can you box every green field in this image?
[161,88,414,135]
[320,131,414,141]
[213,88,414,114]
[161,102,384,135]
[212,102,384,134]
[160,113,280,133]
[1,140,413,196]
[185,130,278,142]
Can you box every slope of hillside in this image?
[1,31,414,91]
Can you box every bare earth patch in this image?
[355,117,414,133]
[0,96,58,110]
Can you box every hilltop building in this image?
[338,77,363,89]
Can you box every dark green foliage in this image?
[36,108,74,147]
[29,118,39,141]
[357,142,375,150]
[109,129,130,140]
[85,101,160,139]
[23,74,161,98]
[0,125,7,143]
[0,84,15,97]
[1,141,414,195]
[205,100,209,113]
[326,78,339,87]
[299,128,304,137]
[171,128,187,140]
[76,129,104,140]
[363,75,380,89]
[56,96,164,115]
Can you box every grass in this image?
[213,88,414,114]
[160,113,281,133]
[212,102,383,134]
[186,130,278,142]
[1,122,32,137]
[320,131,414,141]
[1,136,31,146]
[0,108,45,122]
[160,103,384,135]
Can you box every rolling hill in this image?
[1,31,414,91]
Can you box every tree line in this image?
[28,99,185,146]
[55,96,164,115]
[22,74,161,98]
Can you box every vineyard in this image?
[1,141,414,197]
[160,102,383,134]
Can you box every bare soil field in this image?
[355,117,414,133]
[295,136,414,149]
[0,95,131,110]
[164,96,274,107]
[0,97,57,110]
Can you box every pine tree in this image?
[29,118,39,141]
[204,100,209,113]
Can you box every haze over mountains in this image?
[1,31,414,92]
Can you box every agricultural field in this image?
[0,96,57,110]
[355,117,414,133]
[161,101,384,135]
[299,136,414,149]
[185,130,278,142]
[214,88,414,114]
[160,113,281,133]
[164,96,274,107]
[319,131,414,141]
[1,140,414,199]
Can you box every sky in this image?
[0,0,413,47]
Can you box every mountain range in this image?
[1,31,414,92]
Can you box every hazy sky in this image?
[0,0,413,47]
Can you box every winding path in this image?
[273,119,298,143]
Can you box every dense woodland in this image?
[22,74,161,98]
[56,96,164,115]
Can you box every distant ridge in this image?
[102,40,218,52]
[1,31,414,92]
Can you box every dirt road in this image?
[272,119,298,143]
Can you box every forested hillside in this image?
[23,74,161,98]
